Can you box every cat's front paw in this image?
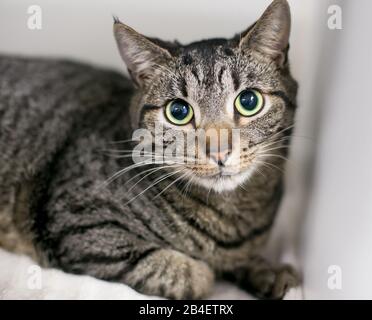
[124,249,215,299]
[225,258,301,300]
[248,264,300,300]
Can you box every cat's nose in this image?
[209,149,231,166]
[204,124,232,166]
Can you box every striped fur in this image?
[0,0,299,299]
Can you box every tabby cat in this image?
[0,0,299,299]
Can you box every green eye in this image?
[165,99,194,125]
[234,89,264,117]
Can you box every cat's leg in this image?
[43,199,214,299]
[0,248,151,300]
[56,235,214,299]
[123,248,215,299]
[223,254,300,300]
[54,233,214,299]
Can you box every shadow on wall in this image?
[298,0,345,255]
[264,0,350,299]
[302,0,372,299]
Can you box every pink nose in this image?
[209,149,230,166]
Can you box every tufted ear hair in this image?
[113,18,173,87]
[238,0,291,66]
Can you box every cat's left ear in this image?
[114,19,173,87]
[239,0,291,66]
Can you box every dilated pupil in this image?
[171,101,189,120]
[240,91,258,111]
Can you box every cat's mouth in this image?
[186,165,255,193]
[209,167,241,177]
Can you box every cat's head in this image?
[114,0,297,193]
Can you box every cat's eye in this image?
[234,89,264,117]
[165,99,194,125]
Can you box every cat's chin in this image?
[192,167,255,193]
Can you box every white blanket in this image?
[0,248,302,300]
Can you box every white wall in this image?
[0,0,320,74]
[302,0,372,299]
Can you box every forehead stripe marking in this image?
[269,91,296,109]
[139,104,161,125]
[218,66,226,84]
[231,70,240,91]
[179,77,188,98]
[191,68,201,85]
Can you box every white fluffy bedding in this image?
[0,195,304,302]
[0,248,301,300]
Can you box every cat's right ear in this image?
[113,18,173,87]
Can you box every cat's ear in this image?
[239,0,291,66]
[113,19,173,87]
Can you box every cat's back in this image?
[0,55,133,258]
[0,55,133,187]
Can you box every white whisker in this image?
[123,169,183,205]
[254,159,285,174]
[153,171,188,200]
[126,164,181,193]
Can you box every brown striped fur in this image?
[0,0,299,299]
